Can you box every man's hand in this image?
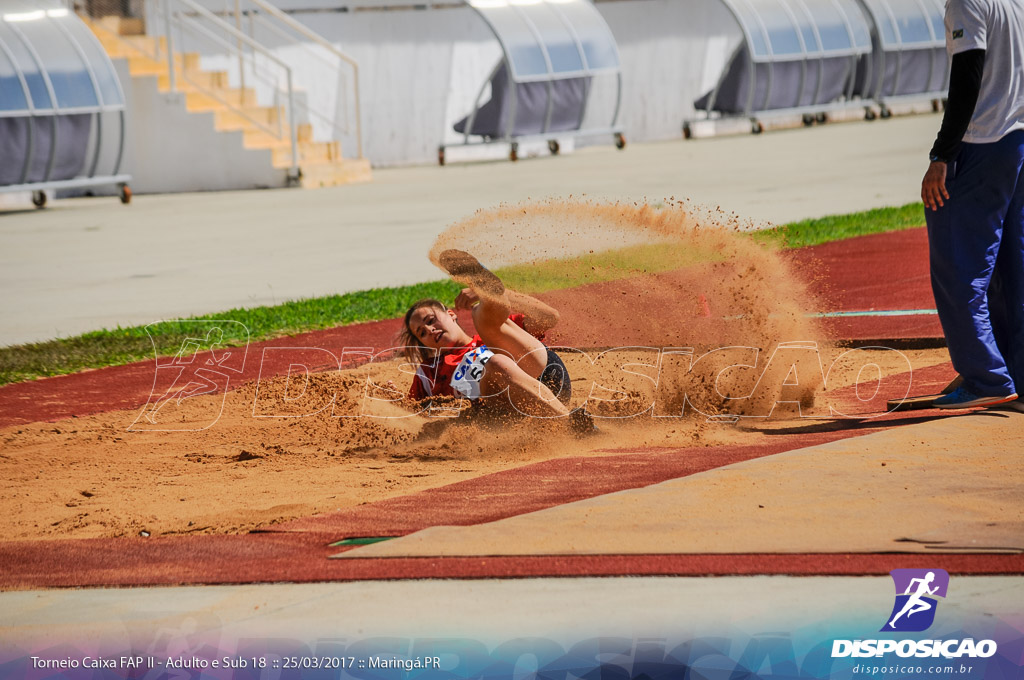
[453,287,480,310]
[922,161,949,210]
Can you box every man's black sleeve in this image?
[929,48,986,162]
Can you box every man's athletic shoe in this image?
[932,387,1018,410]
[996,397,1024,413]
[437,249,505,300]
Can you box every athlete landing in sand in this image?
[396,250,594,434]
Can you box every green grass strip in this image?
[0,202,924,387]
[0,280,460,386]
[329,537,397,547]
[750,201,926,249]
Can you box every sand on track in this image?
[0,346,952,541]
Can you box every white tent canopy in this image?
[471,0,620,80]
[445,0,624,162]
[854,0,947,103]
[694,0,873,120]
[692,0,947,128]
[0,0,129,201]
[726,0,873,61]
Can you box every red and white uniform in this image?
[408,314,539,400]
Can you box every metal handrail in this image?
[245,13,347,138]
[166,0,299,177]
[169,9,285,137]
[80,0,362,167]
[233,0,363,158]
[81,0,301,179]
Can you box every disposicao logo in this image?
[882,568,949,632]
[831,569,998,659]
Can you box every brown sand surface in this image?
[0,347,950,542]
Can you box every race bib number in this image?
[450,345,494,399]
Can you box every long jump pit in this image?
[1,201,1021,680]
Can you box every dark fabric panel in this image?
[695,46,857,114]
[853,46,946,98]
[0,114,91,186]
[454,61,589,138]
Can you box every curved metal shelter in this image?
[0,0,130,206]
[853,0,947,110]
[442,0,624,163]
[691,0,874,130]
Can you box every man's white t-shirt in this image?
[945,0,1024,143]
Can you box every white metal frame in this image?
[441,0,624,163]
[0,3,131,204]
[226,0,364,159]
[855,0,947,113]
[686,0,873,133]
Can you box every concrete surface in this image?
[1,576,1018,647]
[0,113,939,347]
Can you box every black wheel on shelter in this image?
[865,108,877,121]
[683,123,692,139]
[802,113,814,126]
[509,142,519,162]
[751,120,764,134]
[438,147,446,166]
[614,132,626,149]
[815,112,827,124]
[880,106,892,119]
[32,190,46,208]
[548,140,560,155]
[119,185,132,204]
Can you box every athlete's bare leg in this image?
[480,354,569,417]
[439,249,549,378]
[439,249,593,428]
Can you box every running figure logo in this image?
[129,320,249,432]
[881,569,950,632]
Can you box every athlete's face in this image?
[408,306,465,350]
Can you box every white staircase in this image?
[83,5,370,191]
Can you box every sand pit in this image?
[0,200,956,542]
[0,347,952,541]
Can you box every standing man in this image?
[922,0,1024,410]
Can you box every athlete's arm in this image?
[453,288,481,311]
[922,49,985,210]
[507,290,559,334]
[455,287,559,335]
[930,49,985,163]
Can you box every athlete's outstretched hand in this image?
[454,287,480,310]
[922,161,949,211]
